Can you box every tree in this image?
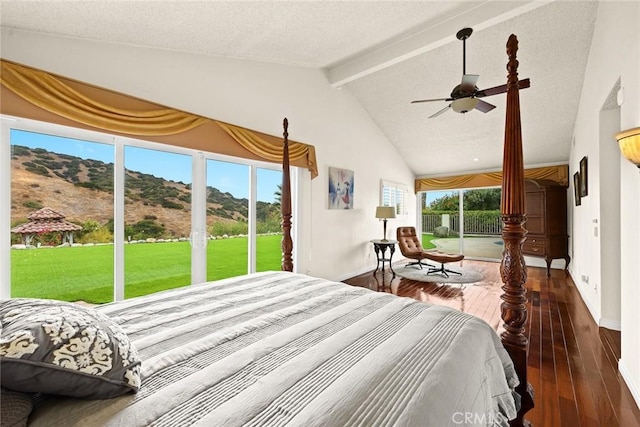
[273,184,282,207]
[427,192,459,211]
[463,189,501,210]
[425,188,501,212]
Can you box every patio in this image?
[431,236,504,260]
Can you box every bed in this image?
[1,34,533,426]
[2,271,517,426]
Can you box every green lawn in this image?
[11,234,282,304]
[422,233,438,249]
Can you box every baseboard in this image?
[333,256,414,283]
[332,265,375,282]
[570,270,602,326]
[599,318,621,331]
[619,359,640,410]
[568,272,622,331]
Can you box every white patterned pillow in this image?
[0,298,141,399]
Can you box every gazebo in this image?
[11,207,82,246]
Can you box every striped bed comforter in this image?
[29,272,518,427]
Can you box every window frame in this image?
[1,115,290,300]
[380,179,409,217]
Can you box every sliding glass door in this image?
[124,146,192,299]
[256,168,283,272]
[3,117,290,302]
[206,159,249,281]
[421,187,502,260]
[9,128,115,303]
[461,188,503,259]
[421,190,461,253]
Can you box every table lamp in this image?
[375,206,396,241]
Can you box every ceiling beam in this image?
[325,0,553,87]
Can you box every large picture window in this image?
[2,116,289,302]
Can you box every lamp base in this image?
[383,219,388,241]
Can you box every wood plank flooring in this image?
[342,260,640,427]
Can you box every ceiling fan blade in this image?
[475,99,496,113]
[429,105,451,118]
[411,98,449,104]
[460,74,479,91]
[476,78,531,98]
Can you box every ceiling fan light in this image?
[451,97,479,113]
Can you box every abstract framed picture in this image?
[328,166,354,209]
[579,156,588,197]
[573,172,581,206]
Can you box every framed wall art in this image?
[328,166,354,210]
[573,172,581,206]
[579,156,588,197]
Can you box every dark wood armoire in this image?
[523,179,570,276]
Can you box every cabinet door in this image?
[525,191,545,234]
[546,189,567,236]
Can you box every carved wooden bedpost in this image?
[500,35,534,426]
[281,118,293,272]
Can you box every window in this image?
[2,116,290,301]
[380,180,408,216]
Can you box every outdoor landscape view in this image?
[421,188,503,259]
[10,131,283,304]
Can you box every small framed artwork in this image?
[573,172,581,206]
[579,156,588,197]
[328,166,354,209]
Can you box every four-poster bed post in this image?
[277,32,534,424]
[281,117,294,272]
[500,34,535,426]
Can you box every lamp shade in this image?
[616,127,640,169]
[451,97,479,114]
[375,206,396,219]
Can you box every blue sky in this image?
[11,129,281,202]
[425,190,456,206]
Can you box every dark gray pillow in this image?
[0,298,141,399]
[0,388,33,427]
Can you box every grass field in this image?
[10,235,282,304]
[422,233,438,249]
[10,233,488,303]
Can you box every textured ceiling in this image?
[0,0,599,177]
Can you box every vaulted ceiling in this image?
[0,0,599,176]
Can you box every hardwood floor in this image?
[343,260,640,427]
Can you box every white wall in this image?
[0,28,416,281]
[570,1,640,406]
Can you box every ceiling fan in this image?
[411,27,530,118]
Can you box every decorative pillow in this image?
[0,388,33,427]
[0,298,141,399]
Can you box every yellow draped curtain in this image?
[415,165,569,193]
[215,121,317,178]
[0,59,318,178]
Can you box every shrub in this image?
[78,227,113,244]
[23,200,43,209]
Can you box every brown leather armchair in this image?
[396,226,465,277]
[396,226,435,269]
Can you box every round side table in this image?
[370,239,397,278]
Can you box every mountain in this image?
[10,145,256,237]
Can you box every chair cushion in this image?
[423,251,465,263]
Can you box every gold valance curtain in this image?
[415,165,569,193]
[0,59,317,178]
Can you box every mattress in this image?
[28,271,518,426]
